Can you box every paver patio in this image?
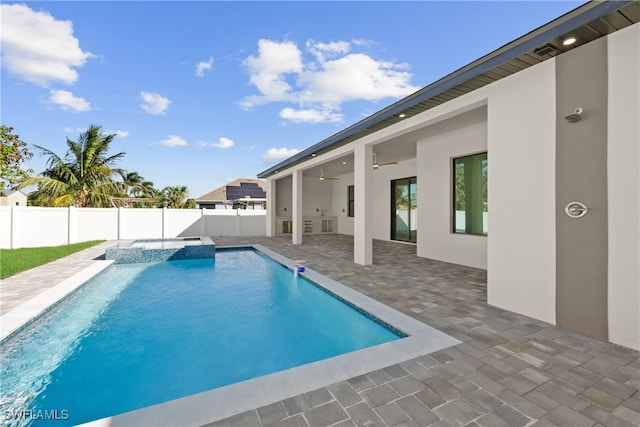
[1,235,638,426]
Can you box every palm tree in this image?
[163,185,189,208]
[121,171,145,197]
[20,125,125,207]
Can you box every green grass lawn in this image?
[0,240,105,279]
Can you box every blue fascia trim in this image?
[257,0,629,179]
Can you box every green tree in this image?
[0,125,33,196]
[21,125,125,207]
[158,185,195,208]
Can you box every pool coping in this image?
[0,260,115,341]
[81,244,461,427]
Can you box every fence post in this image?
[236,209,241,236]
[10,206,19,249]
[118,207,124,240]
[200,208,205,236]
[68,206,76,244]
[162,208,169,239]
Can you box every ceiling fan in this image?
[315,169,338,181]
[372,152,398,169]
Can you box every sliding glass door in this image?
[391,177,417,242]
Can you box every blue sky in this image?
[2,1,584,199]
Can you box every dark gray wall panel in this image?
[555,37,608,340]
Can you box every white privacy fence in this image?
[0,207,267,249]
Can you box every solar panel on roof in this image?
[225,183,266,199]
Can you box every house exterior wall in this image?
[607,23,640,350]
[303,177,333,217]
[332,175,354,235]
[487,60,558,325]
[0,191,28,206]
[417,109,487,269]
[275,175,292,217]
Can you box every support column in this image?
[354,144,373,265]
[292,170,303,245]
[266,178,277,237]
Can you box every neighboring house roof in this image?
[2,190,28,197]
[196,179,267,203]
[258,0,640,179]
[0,189,28,206]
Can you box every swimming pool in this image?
[1,249,401,425]
[0,244,460,426]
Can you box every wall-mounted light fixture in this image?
[565,107,583,123]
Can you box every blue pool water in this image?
[0,249,401,426]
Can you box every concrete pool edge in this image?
[80,244,461,427]
[0,260,115,341]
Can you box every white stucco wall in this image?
[303,177,333,217]
[416,109,488,269]
[275,176,292,217]
[486,60,557,324]
[332,174,354,235]
[607,23,640,350]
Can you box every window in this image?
[347,185,355,217]
[391,177,417,243]
[453,152,487,235]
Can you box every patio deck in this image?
[1,235,638,426]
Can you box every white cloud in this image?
[198,136,235,149]
[262,147,300,164]
[242,38,419,124]
[159,135,187,147]
[299,54,416,105]
[197,137,235,149]
[140,91,170,115]
[306,40,350,62]
[0,4,93,86]
[241,39,302,109]
[111,130,129,138]
[195,57,213,77]
[211,137,234,149]
[279,107,342,124]
[47,90,91,112]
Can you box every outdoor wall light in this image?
[565,107,583,123]
[563,37,577,46]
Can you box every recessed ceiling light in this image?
[398,113,406,118]
[563,37,577,46]
[311,153,316,157]
[342,161,347,165]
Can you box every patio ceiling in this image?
[258,0,640,179]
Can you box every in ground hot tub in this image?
[105,236,215,264]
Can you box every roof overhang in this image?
[258,0,639,179]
